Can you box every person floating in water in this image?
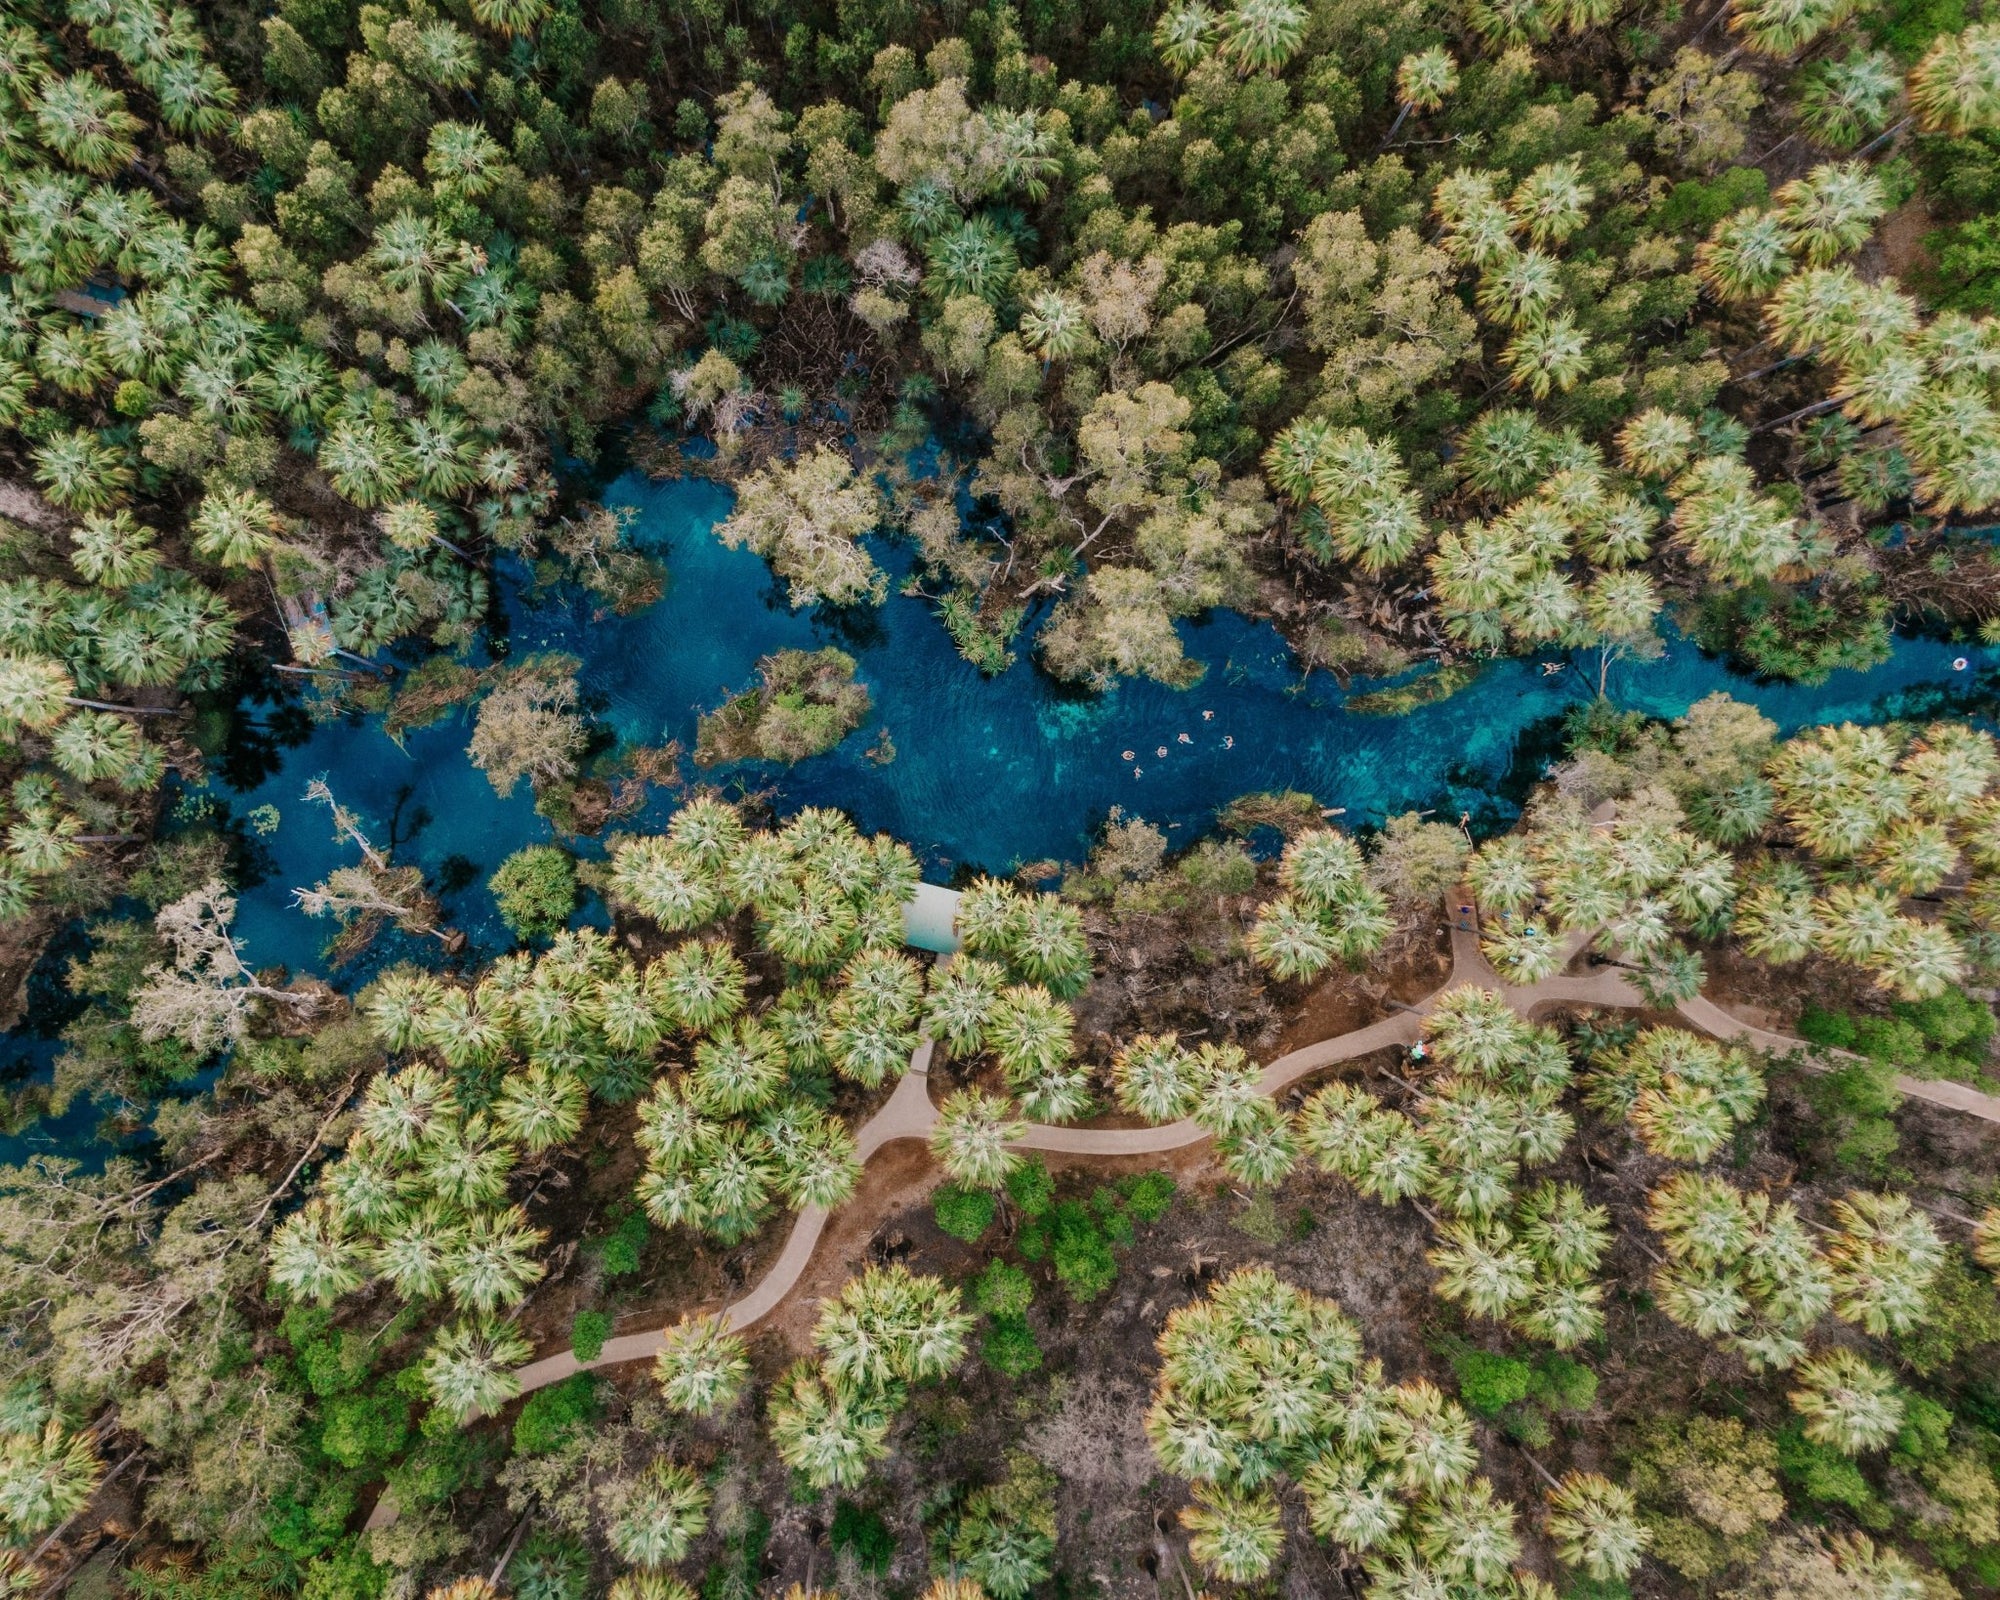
[1223,735,1234,749]
[1121,749,1135,761]
[1133,767,1143,778]
[1177,733,1191,744]
[1156,746,1168,758]
[1542,660,1565,676]
[1202,710,1214,721]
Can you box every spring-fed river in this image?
[200,467,1999,981]
[2,464,1994,1161]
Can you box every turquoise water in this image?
[6,464,1996,1158]
[186,465,2000,991]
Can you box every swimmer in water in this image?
[1121,749,1135,761]
[1223,735,1234,749]
[1202,710,1214,721]
[1156,746,1168,758]
[1134,767,1143,777]
[1955,658,1970,671]
[1177,733,1191,744]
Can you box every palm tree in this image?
[1730,0,1853,55]
[1694,209,1795,302]
[32,428,131,512]
[924,955,1004,1058]
[191,485,280,568]
[1380,1379,1478,1494]
[1544,1473,1648,1581]
[268,1199,365,1305]
[1301,1454,1406,1550]
[1827,1190,1945,1335]
[1112,1033,1197,1123]
[1464,839,1536,915]
[1477,248,1564,328]
[1972,1205,2000,1270]
[1632,1078,1732,1162]
[33,74,141,175]
[930,1089,1023,1189]
[1279,828,1366,908]
[421,1115,517,1211]
[1153,0,1220,71]
[1517,1181,1610,1278]
[1247,895,1336,981]
[618,841,729,934]
[767,1361,891,1488]
[605,1459,710,1568]
[1871,918,1966,1002]
[691,1020,789,1115]
[426,119,506,197]
[1647,1172,1755,1267]
[1429,1221,1537,1319]
[421,1317,531,1423]
[1182,1486,1283,1582]
[325,1148,401,1231]
[1797,50,1902,148]
[443,1205,547,1313]
[48,710,141,785]
[654,1312,750,1415]
[1217,1100,1298,1186]
[69,511,160,589]
[1382,47,1459,146]
[1217,0,1308,73]
[1418,1478,1520,1587]
[986,985,1075,1084]
[369,1203,460,1301]
[356,1062,460,1157]
[1008,896,1092,990]
[608,1575,698,1600]
[1509,159,1592,245]
[924,220,1019,304]
[0,1418,101,1538]
[1484,925,1565,984]
[646,939,746,1033]
[1789,1348,1904,1454]
[1908,23,2000,135]
[1520,1277,1605,1348]
[1186,1042,1261,1137]
[1777,162,1886,265]
[1263,417,1334,504]
[1017,291,1086,367]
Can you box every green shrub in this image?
[489,845,579,941]
[1006,1156,1055,1217]
[1893,1250,2000,1376]
[973,1259,1035,1318]
[1529,1354,1599,1414]
[570,1309,611,1363]
[594,1207,649,1276]
[317,1389,411,1470]
[1502,1404,1553,1450]
[1045,1200,1118,1300]
[1452,1348,1533,1416]
[1777,1420,1880,1516]
[982,1314,1044,1379]
[1122,1172,1177,1222]
[1654,167,1769,234]
[830,1500,893,1575]
[1894,1393,1955,1466]
[512,1373,598,1456]
[934,1183,997,1242]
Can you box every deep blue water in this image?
[185,466,2000,991]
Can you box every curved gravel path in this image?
[364,923,2000,1529]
